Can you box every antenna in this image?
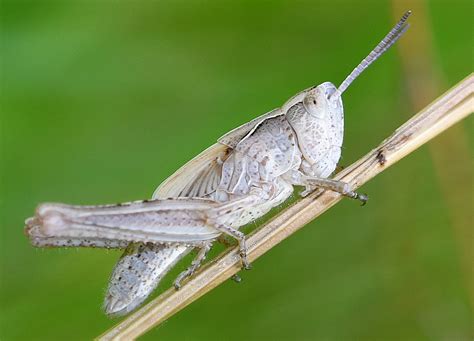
[336,10,411,95]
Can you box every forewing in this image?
[153,143,230,199]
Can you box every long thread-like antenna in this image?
[337,10,411,95]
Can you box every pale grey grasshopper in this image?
[25,11,411,316]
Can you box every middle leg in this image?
[213,223,251,270]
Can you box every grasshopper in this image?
[25,12,411,316]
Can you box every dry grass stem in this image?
[98,74,473,340]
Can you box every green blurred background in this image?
[1,0,472,340]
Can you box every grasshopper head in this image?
[281,82,343,120]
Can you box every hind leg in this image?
[27,192,266,270]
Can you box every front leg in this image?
[303,177,368,205]
[285,171,368,205]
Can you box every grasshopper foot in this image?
[357,193,369,206]
[173,273,186,290]
[231,274,242,283]
[240,251,252,270]
[173,281,182,290]
[238,237,251,270]
[346,190,368,205]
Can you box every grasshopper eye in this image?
[303,95,322,117]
